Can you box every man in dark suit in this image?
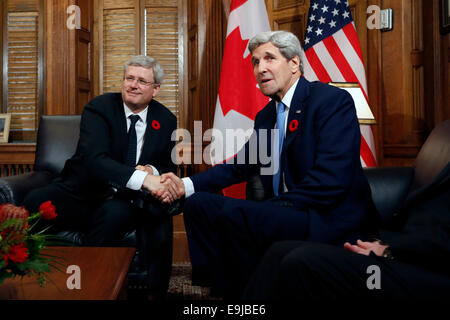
[243,163,450,300]
[158,31,377,297]
[23,55,177,296]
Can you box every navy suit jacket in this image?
[191,77,377,244]
[57,92,177,198]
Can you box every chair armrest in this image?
[0,171,53,205]
[364,166,414,228]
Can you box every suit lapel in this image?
[138,99,161,165]
[258,100,277,130]
[116,95,129,163]
[284,76,310,150]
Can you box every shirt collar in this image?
[123,103,148,124]
[280,78,300,110]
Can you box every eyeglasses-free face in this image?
[122,66,160,112]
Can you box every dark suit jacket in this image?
[56,92,177,199]
[191,76,377,244]
[379,163,450,273]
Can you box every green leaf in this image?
[17,259,50,274]
[0,270,14,284]
[0,218,24,231]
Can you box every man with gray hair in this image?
[23,55,177,298]
[158,30,377,298]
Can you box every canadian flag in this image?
[210,0,271,199]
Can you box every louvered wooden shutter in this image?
[145,1,179,119]
[100,0,180,121]
[4,0,41,141]
[102,0,138,93]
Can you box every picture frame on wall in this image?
[0,114,12,143]
[441,0,450,34]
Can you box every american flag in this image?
[301,0,377,167]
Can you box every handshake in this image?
[137,165,185,204]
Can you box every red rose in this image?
[152,120,161,130]
[289,119,299,132]
[5,243,28,264]
[39,201,57,220]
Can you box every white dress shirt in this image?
[182,79,300,198]
[123,103,160,191]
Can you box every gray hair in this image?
[248,31,304,74]
[124,55,164,84]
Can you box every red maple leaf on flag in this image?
[218,27,268,120]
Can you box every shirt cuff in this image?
[182,177,195,198]
[126,170,148,190]
[147,165,159,176]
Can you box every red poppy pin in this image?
[289,119,299,132]
[152,120,161,130]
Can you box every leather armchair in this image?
[0,115,139,245]
[0,115,179,295]
[247,120,450,231]
[364,120,450,230]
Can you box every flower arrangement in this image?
[0,201,59,287]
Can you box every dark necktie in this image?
[273,102,286,196]
[126,115,140,167]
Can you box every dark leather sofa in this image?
[0,115,178,296]
[247,120,450,231]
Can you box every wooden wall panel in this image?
[187,0,227,174]
[45,0,75,115]
[423,0,450,132]
[44,0,93,116]
[380,0,425,166]
[75,0,93,115]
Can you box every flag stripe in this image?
[361,124,377,157]
[305,47,333,83]
[342,23,364,63]
[313,41,346,81]
[332,29,368,94]
[360,133,377,167]
[301,52,319,81]
[323,35,359,82]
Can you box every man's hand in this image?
[136,165,153,175]
[142,174,178,203]
[343,240,388,257]
[153,172,185,204]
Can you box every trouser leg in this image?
[136,213,173,297]
[22,182,92,234]
[269,242,450,300]
[85,198,136,246]
[242,241,303,300]
[183,192,308,298]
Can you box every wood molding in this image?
[0,143,35,177]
